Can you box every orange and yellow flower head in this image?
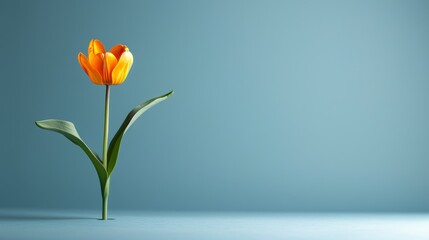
[78,40,133,85]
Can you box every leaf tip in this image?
[35,120,43,128]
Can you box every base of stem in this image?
[102,196,108,220]
[101,178,110,220]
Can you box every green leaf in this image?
[35,119,108,191]
[107,91,174,175]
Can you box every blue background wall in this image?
[1,0,429,212]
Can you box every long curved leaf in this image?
[107,91,174,175]
[35,119,108,191]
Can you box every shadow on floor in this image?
[0,214,96,221]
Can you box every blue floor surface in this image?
[1,209,428,239]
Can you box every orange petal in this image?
[78,52,103,85]
[104,52,118,84]
[89,53,104,76]
[109,44,128,60]
[111,51,133,85]
[88,39,106,58]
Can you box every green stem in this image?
[102,177,110,220]
[102,85,110,220]
[103,85,110,169]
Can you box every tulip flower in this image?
[78,39,133,85]
[36,39,173,220]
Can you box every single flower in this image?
[37,38,173,220]
[78,39,133,85]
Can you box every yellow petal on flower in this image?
[105,52,118,83]
[89,53,104,76]
[88,39,106,58]
[109,44,128,60]
[78,52,103,85]
[88,39,94,55]
[111,51,133,85]
[93,40,106,54]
